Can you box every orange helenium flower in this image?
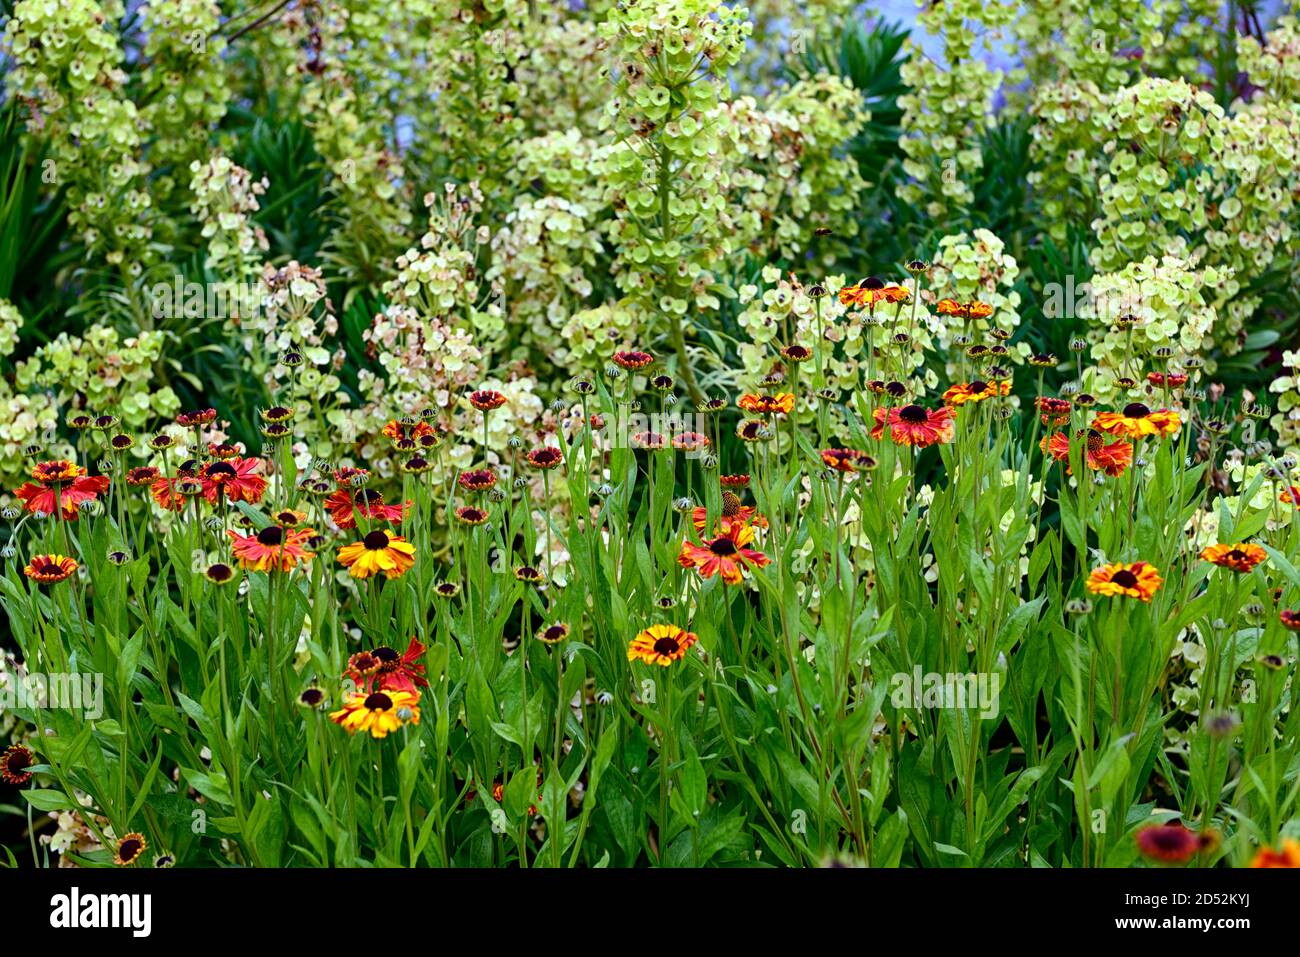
[200,457,268,505]
[678,523,771,585]
[324,488,408,529]
[1200,543,1267,573]
[13,461,110,520]
[330,689,421,739]
[627,624,700,666]
[1249,838,1300,868]
[23,554,78,584]
[1041,430,1133,477]
[1092,403,1181,439]
[942,379,1011,407]
[1085,562,1163,601]
[611,350,654,370]
[821,448,873,472]
[468,390,507,411]
[871,405,955,447]
[935,298,993,319]
[337,530,417,579]
[737,393,795,415]
[839,279,909,308]
[360,637,430,694]
[381,419,434,441]
[126,466,160,486]
[228,525,315,572]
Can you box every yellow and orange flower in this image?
[678,523,770,585]
[627,624,699,666]
[30,459,82,485]
[611,350,654,370]
[23,554,78,584]
[839,278,910,308]
[228,525,315,572]
[126,466,161,487]
[337,530,417,579]
[200,457,268,505]
[1041,429,1133,477]
[330,689,421,739]
[1249,838,1300,868]
[821,448,874,472]
[1085,561,1163,602]
[1200,543,1267,573]
[934,298,993,320]
[737,393,795,415]
[324,488,408,529]
[381,419,434,441]
[1092,403,1181,439]
[149,475,192,512]
[13,460,110,520]
[468,390,507,411]
[942,379,1011,407]
[871,405,955,447]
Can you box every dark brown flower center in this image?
[364,692,393,711]
[372,646,399,663]
[899,405,928,423]
[1111,570,1139,588]
[119,839,142,860]
[721,491,741,517]
[256,526,284,546]
[1149,828,1189,851]
[6,750,30,773]
[1123,402,1151,418]
[970,380,989,393]
[364,530,390,550]
[206,462,237,480]
[710,538,739,556]
[652,636,680,656]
